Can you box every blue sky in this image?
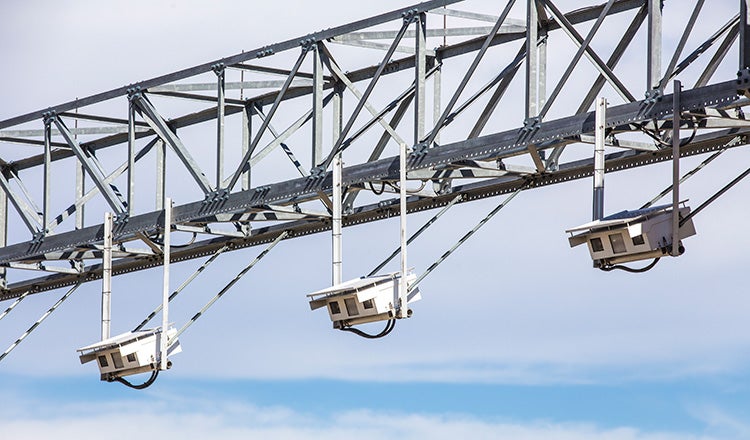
[1,0,750,439]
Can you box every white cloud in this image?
[0,394,723,440]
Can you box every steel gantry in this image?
[0,0,749,307]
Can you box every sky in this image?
[1,0,750,439]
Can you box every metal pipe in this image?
[398,137,408,318]
[161,197,171,370]
[593,97,606,220]
[332,86,344,286]
[102,212,113,340]
[672,80,681,256]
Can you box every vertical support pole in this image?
[241,104,252,191]
[155,140,166,211]
[537,29,548,112]
[741,0,750,70]
[525,0,539,120]
[76,103,85,229]
[332,152,343,286]
[0,188,7,289]
[432,56,442,145]
[647,0,663,92]
[332,85,343,285]
[161,197,172,370]
[415,12,427,145]
[102,211,113,341]
[75,162,85,229]
[43,119,51,236]
[312,45,324,168]
[593,97,606,221]
[398,138,408,318]
[672,80,681,256]
[127,101,136,217]
[215,65,225,190]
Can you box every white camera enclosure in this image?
[77,327,181,381]
[308,272,421,328]
[566,204,696,266]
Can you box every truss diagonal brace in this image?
[226,49,310,192]
[0,171,42,236]
[129,91,214,196]
[315,15,415,175]
[542,0,635,103]
[51,115,128,218]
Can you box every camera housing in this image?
[566,203,696,267]
[77,327,181,381]
[308,272,421,328]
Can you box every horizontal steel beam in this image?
[0,79,742,265]
[0,0,462,130]
[2,124,745,301]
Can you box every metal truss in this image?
[1,0,750,301]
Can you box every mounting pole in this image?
[332,86,343,286]
[593,97,606,221]
[398,139,408,319]
[332,152,343,285]
[101,212,113,340]
[160,197,172,370]
[672,80,681,256]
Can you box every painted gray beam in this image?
[215,64,226,190]
[742,0,750,70]
[0,78,740,273]
[315,17,414,173]
[468,46,525,139]
[648,0,662,92]
[130,93,214,195]
[51,116,128,216]
[0,172,41,236]
[226,49,309,191]
[542,0,635,105]
[429,7,526,25]
[0,0,462,131]
[659,0,704,90]
[317,44,408,152]
[547,4,647,169]
[438,0,644,60]
[2,2,638,174]
[334,26,525,41]
[415,13,427,145]
[426,0,517,147]
[696,23,740,87]
[2,124,745,301]
[312,46,324,168]
[526,0,540,120]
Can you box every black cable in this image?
[368,182,386,195]
[599,257,660,273]
[113,369,159,389]
[339,319,396,339]
[150,232,197,248]
[638,116,697,149]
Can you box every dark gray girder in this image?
[0,78,743,270]
[2,125,746,301]
[2,1,645,173]
[0,0,462,131]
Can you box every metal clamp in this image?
[522,116,541,132]
[299,37,317,52]
[401,8,419,24]
[127,86,143,102]
[256,47,274,58]
[211,62,225,76]
[644,88,662,104]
